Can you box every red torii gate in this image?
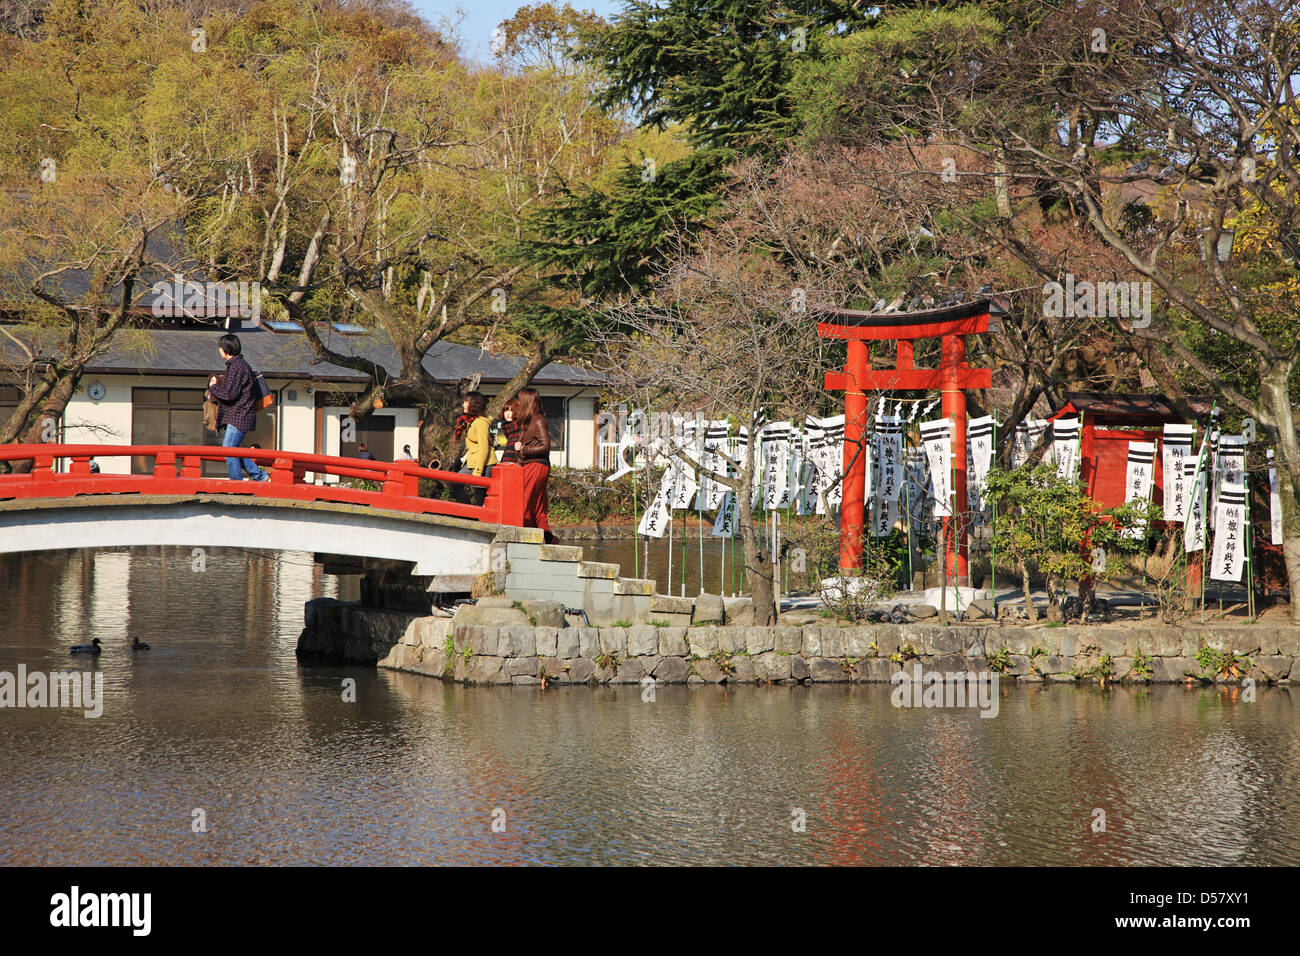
[818,300,993,582]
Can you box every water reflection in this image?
[0,548,1296,865]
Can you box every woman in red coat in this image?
[513,387,553,542]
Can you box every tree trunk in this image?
[1261,368,1300,623]
[736,477,776,626]
[1020,559,1037,622]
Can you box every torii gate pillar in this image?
[819,300,993,584]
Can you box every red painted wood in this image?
[825,369,991,391]
[0,444,520,525]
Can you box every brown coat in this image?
[518,413,551,463]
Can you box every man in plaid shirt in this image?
[207,333,269,481]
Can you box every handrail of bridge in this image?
[0,444,526,526]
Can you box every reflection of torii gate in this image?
[818,300,993,582]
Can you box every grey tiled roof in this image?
[74,325,604,387]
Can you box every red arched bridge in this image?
[0,444,529,579]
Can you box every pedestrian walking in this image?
[454,391,491,506]
[513,387,552,541]
[398,444,416,462]
[207,333,268,481]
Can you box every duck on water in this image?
[70,638,102,655]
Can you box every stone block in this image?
[1057,631,1079,657]
[925,630,964,657]
[790,656,809,681]
[1277,630,1300,658]
[653,657,690,683]
[774,626,803,654]
[453,601,530,628]
[688,627,719,657]
[521,599,567,628]
[819,628,845,659]
[842,626,875,659]
[752,651,791,682]
[1034,655,1071,676]
[616,657,649,684]
[909,605,938,620]
[1150,657,1197,682]
[1254,656,1292,682]
[464,626,496,655]
[506,657,539,677]
[511,675,542,685]
[626,625,659,657]
[962,628,986,657]
[566,658,596,683]
[1092,630,1130,659]
[599,628,628,656]
[693,593,725,624]
[745,627,775,655]
[729,654,757,682]
[538,657,564,681]
[807,657,847,682]
[650,594,695,615]
[865,659,899,682]
[578,627,602,658]
[725,598,754,625]
[502,625,536,658]
[658,627,689,657]
[465,656,505,684]
[692,659,725,682]
[800,627,821,657]
[534,626,558,658]
[556,627,581,659]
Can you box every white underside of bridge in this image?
[0,497,496,577]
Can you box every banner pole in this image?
[991,420,998,617]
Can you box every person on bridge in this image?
[454,391,491,506]
[494,399,520,467]
[207,333,269,482]
[513,387,553,542]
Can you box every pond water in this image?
[0,548,1296,865]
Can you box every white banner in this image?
[877,416,904,502]
[919,418,953,518]
[760,421,792,510]
[813,416,845,513]
[1122,441,1156,539]
[711,491,737,538]
[1209,481,1247,582]
[701,421,731,509]
[668,458,698,511]
[967,415,996,515]
[605,430,638,482]
[1184,459,1206,552]
[1268,450,1283,546]
[1208,429,1221,529]
[1052,417,1081,482]
[1013,419,1049,468]
[1161,423,1194,522]
[872,495,899,537]
[637,478,672,538]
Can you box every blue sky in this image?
[409,0,624,65]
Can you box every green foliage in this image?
[983,464,1152,615]
[594,652,621,672]
[545,468,641,525]
[1131,652,1154,683]
[1072,653,1116,684]
[710,649,736,676]
[609,620,633,628]
[580,0,866,153]
[1194,646,1253,681]
[986,646,1014,673]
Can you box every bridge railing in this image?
[0,444,526,525]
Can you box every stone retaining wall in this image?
[298,597,1300,686]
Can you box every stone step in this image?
[614,577,655,596]
[577,560,621,580]
[539,544,584,563]
[650,594,694,614]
